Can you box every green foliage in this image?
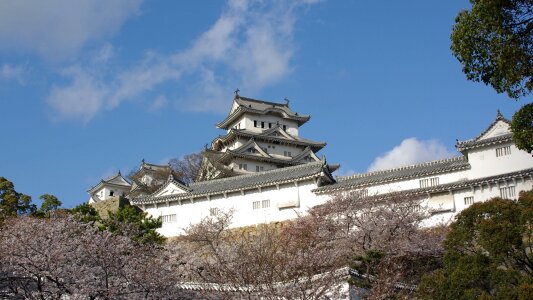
[511,103,533,153]
[39,194,62,212]
[349,250,384,289]
[451,0,532,99]
[100,204,165,245]
[417,193,533,299]
[32,194,63,218]
[70,202,101,224]
[0,176,35,222]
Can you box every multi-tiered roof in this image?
[198,94,331,180]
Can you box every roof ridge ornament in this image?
[284,97,289,106]
[234,88,240,97]
[496,109,504,120]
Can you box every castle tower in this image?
[198,94,329,180]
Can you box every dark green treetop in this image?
[451,0,533,99]
[100,204,165,245]
[0,176,35,222]
[417,192,533,299]
[511,102,533,153]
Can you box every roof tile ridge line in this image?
[135,172,323,203]
[216,106,244,127]
[457,133,514,149]
[237,128,324,144]
[189,161,323,187]
[237,95,288,107]
[331,167,533,197]
[338,155,466,180]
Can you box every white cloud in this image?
[46,0,317,122]
[367,138,455,172]
[0,0,142,60]
[149,95,168,112]
[0,64,28,84]
[92,43,115,64]
[46,66,108,123]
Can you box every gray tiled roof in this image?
[217,95,310,129]
[455,133,512,151]
[212,127,326,152]
[87,172,131,194]
[217,145,320,167]
[341,167,533,201]
[455,110,512,151]
[131,161,334,204]
[314,156,470,194]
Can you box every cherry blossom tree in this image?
[0,216,195,299]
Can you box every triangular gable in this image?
[260,126,296,140]
[230,98,240,114]
[105,174,131,187]
[153,180,189,197]
[477,119,510,141]
[292,147,320,163]
[234,139,271,158]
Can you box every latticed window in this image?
[496,146,511,157]
[420,177,439,188]
[161,214,177,223]
[464,196,474,205]
[209,208,219,216]
[262,199,270,208]
[253,201,261,210]
[500,186,516,199]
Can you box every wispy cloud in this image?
[0,0,142,60]
[0,64,28,85]
[367,138,455,172]
[45,0,319,122]
[149,95,168,112]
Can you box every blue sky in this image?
[0,0,526,208]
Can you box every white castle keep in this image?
[88,95,533,237]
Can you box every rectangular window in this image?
[253,201,261,210]
[261,121,265,128]
[262,199,270,208]
[496,146,511,157]
[254,120,258,127]
[161,214,177,224]
[283,151,292,157]
[420,177,439,188]
[500,186,516,199]
[255,166,264,172]
[209,208,219,216]
[464,196,474,205]
[268,123,272,128]
[350,189,368,198]
[283,125,287,131]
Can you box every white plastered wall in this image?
[143,179,328,237]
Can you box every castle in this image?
[88,94,533,237]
